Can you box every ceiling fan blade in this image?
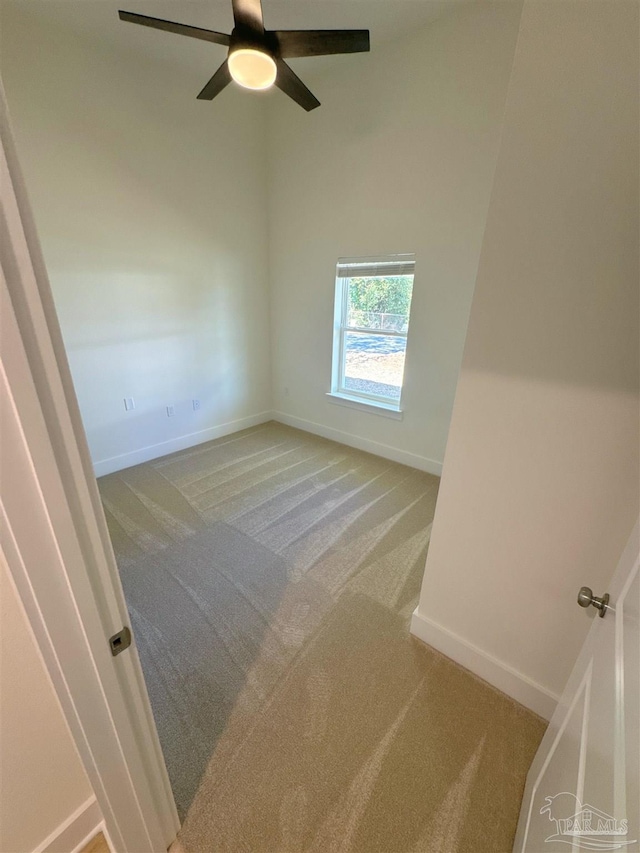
[231,0,264,33]
[197,61,232,100]
[274,29,370,58]
[118,11,230,46]
[275,60,320,111]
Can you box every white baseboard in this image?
[272,411,443,476]
[34,796,103,853]
[410,608,558,720]
[93,411,273,477]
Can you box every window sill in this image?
[326,392,404,420]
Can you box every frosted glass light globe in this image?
[228,48,277,90]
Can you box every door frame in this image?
[0,84,179,851]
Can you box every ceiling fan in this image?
[118,0,370,111]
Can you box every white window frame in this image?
[329,254,415,416]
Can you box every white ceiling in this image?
[4,0,468,79]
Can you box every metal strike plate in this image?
[109,626,132,656]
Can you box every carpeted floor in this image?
[98,421,545,853]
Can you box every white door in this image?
[514,522,639,852]
[1,85,179,850]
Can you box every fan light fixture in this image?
[228,48,277,90]
[118,3,370,111]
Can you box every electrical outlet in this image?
[124,397,135,411]
[192,399,201,411]
[166,405,174,417]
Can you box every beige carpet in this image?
[99,422,545,853]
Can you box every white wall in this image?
[2,2,524,478]
[6,0,636,724]
[412,0,639,719]
[0,550,97,853]
[267,1,523,474]
[1,3,272,476]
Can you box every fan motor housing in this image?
[230,26,280,58]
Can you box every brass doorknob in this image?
[577,586,610,617]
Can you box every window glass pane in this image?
[342,331,407,401]
[346,275,413,332]
[332,257,415,408]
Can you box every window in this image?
[330,254,415,413]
